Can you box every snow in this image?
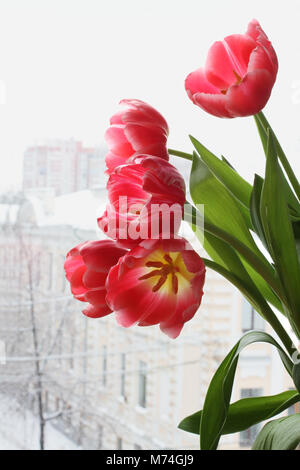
[27,189,108,231]
[0,394,79,450]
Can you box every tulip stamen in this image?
[139,254,180,294]
[138,269,163,280]
[152,273,168,292]
[164,254,173,264]
[233,70,242,84]
[146,261,164,268]
[172,273,178,294]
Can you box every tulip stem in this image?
[255,112,300,201]
[168,148,193,161]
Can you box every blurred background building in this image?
[0,148,297,449]
[22,140,107,196]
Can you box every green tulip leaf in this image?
[250,174,268,248]
[189,151,283,314]
[252,414,300,450]
[254,112,300,214]
[179,390,300,436]
[190,136,252,212]
[260,129,300,336]
[198,331,293,450]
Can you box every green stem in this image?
[168,148,193,161]
[256,112,300,201]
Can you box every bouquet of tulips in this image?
[65,19,300,450]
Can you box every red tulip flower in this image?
[105,99,169,173]
[64,240,127,318]
[98,155,186,248]
[185,19,278,118]
[106,238,206,338]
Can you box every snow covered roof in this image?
[0,189,108,232]
[48,189,107,230]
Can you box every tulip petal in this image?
[105,151,128,173]
[85,288,108,307]
[227,69,274,117]
[160,289,200,339]
[205,40,239,89]
[64,252,83,282]
[65,240,128,319]
[80,240,127,272]
[124,124,167,152]
[185,68,220,99]
[223,34,256,77]
[248,44,278,78]
[82,269,107,289]
[192,91,232,118]
[105,126,134,157]
[160,322,184,339]
[182,249,206,274]
[69,265,88,297]
[82,303,112,318]
[120,99,169,134]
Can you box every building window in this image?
[117,437,122,450]
[138,361,147,408]
[239,388,263,447]
[288,388,300,415]
[120,353,126,399]
[242,300,265,333]
[102,345,107,386]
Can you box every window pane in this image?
[239,388,263,447]
[242,300,265,332]
[253,313,265,331]
[242,300,253,332]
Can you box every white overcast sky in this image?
[0,0,300,192]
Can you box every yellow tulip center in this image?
[138,251,193,295]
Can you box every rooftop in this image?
[0,188,108,231]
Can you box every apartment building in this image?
[22,140,107,196]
